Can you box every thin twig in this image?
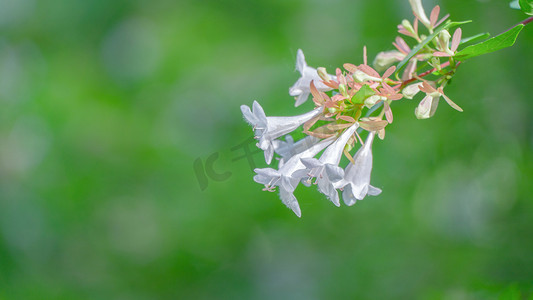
[519,16,533,26]
[503,15,533,33]
[397,61,460,88]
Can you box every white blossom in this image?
[272,135,320,168]
[298,123,359,207]
[289,49,335,107]
[333,131,382,206]
[254,137,335,217]
[241,100,323,164]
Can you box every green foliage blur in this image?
[0,0,532,299]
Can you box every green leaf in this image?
[455,24,524,60]
[460,32,490,46]
[351,84,374,104]
[395,20,471,78]
[519,0,533,15]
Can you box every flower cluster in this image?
[241,0,469,217]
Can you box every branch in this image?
[397,61,461,88]
[520,16,533,26]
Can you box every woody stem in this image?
[503,16,533,33]
[520,16,533,26]
[398,61,462,88]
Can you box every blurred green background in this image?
[0,0,532,299]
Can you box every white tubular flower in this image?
[273,135,321,168]
[414,93,439,119]
[298,123,359,207]
[334,131,382,206]
[253,138,335,217]
[373,50,405,72]
[409,0,431,28]
[241,100,324,164]
[289,49,335,107]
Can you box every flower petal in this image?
[367,185,382,196]
[279,187,301,217]
[415,95,433,119]
[325,164,345,182]
[442,93,463,112]
[294,91,310,107]
[433,51,451,57]
[241,104,255,125]
[295,49,306,73]
[430,5,440,28]
[300,157,322,169]
[451,28,462,52]
[383,66,396,79]
[252,100,267,121]
[342,185,357,206]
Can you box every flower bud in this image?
[401,19,416,35]
[317,67,331,82]
[353,70,382,83]
[436,30,451,53]
[401,58,417,81]
[344,143,353,152]
[364,95,383,109]
[415,95,439,119]
[402,82,423,99]
[408,0,431,28]
[328,107,337,114]
[339,84,348,98]
[428,57,441,71]
[373,51,404,72]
